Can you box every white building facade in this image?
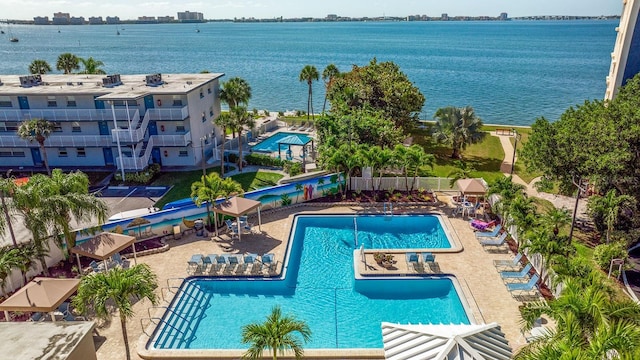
[0,72,224,173]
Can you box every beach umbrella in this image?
[126,217,150,237]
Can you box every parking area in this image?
[95,186,170,220]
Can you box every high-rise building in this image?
[605,0,640,100]
[177,11,204,22]
[52,12,70,25]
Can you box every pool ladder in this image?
[383,202,393,215]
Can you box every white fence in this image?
[349,177,456,192]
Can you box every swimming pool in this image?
[251,131,312,153]
[148,214,469,352]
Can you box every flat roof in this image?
[0,73,225,99]
[0,321,95,360]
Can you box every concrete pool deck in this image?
[90,203,535,360]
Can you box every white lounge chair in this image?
[493,253,524,271]
[186,254,204,274]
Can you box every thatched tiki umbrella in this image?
[126,217,150,238]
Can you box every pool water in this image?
[150,214,468,350]
[251,131,312,153]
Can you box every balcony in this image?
[0,108,137,122]
[0,135,113,148]
[147,106,189,121]
[151,131,191,147]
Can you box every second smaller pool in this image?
[251,131,312,153]
[297,214,452,249]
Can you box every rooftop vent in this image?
[102,74,122,88]
[145,73,163,87]
[19,75,43,88]
[186,81,193,85]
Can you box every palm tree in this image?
[374,147,395,192]
[191,172,243,229]
[541,207,572,236]
[220,77,252,109]
[214,112,234,178]
[229,106,255,172]
[321,64,340,114]
[78,57,106,74]
[432,106,484,159]
[405,145,434,191]
[72,264,159,360]
[56,53,80,74]
[14,244,40,286]
[446,160,476,187]
[17,118,54,175]
[0,175,18,247]
[0,247,21,291]
[587,189,636,243]
[299,65,319,120]
[241,305,312,360]
[28,59,52,75]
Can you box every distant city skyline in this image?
[0,0,623,21]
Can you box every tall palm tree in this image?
[73,264,158,360]
[432,106,484,159]
[220,77,252,109]
[241,305,312,360]
[299,65,319,120]
[191,172,243,228]
[321,64,340,114]
[17,118,54,175]
[405,145,434,191]
[78,57,106,74]
[0,175,18,247]
[229,106,255,172]
[56,53,80,74]
[587,189,636,243]
[214,112,234,178]
[28,59,52,75]
[541,207,572,236]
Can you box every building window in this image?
[72,122,81,132]
[201,113,206,123]
[76,147,86,157]
[0,122,19,132]
[0,96,11,108]
[209,107,214,117]
[47,96,57,107]
[58,148,68,157]
[0,150,25,157]
[53,122,63,132]
[178,149,188,157]
[172,96,183,107]
[207,87,212,94]
[176,125,186,133]
[67,96,77,107]
[199,90,204,99]
[123,150,132,157]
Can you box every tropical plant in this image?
[321,63,340,114]
[56,53,80,74]
[78,56,106,74]
[17,118,54,175]
[521,229,572,285]
[541,207,572,236]
[214,111,234,178]
[0,175,18,247]
[432,106,484,159]
[28,59,52,75]
[228,106,255,172]
[0,247,21,291]
[191,172,243,228]
[593,242,628,272]
[13,244,40,286]
[241,305,311,360]
[220,77,252,109]
[587,189,636,243]
[447,160,476,187]
[299,65,319,120]
[73,264,159,360]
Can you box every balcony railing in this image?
[0,135,112,147]
[111,109,148,143]
[115,136,155,171]
[0,108,137,122]
[150,131,191,147]
[147,106,189,121]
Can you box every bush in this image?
[593,242,628,271]
[283,161,303,176]
[114,163,161,184]
[245,153,284,167]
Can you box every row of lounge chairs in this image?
[493,252,540,299]
[187,253,277,275]
[405,252,438,273]
[288,122,314,132]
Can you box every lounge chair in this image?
[470,219,496,231]
[225,219,239,238]
[493,253,524,271]
[241,253,258,274]
[422,252,436,272]
[406,252,423,273]
[507,274,540,298]
[225,255,239,273]
[480,232,508,247]
[475,224,502,238]
[30,312,45,322]
[112,253,128,268]
[89,260,104,273]
[63,312,86,322]
[261,253,276,273]
[202,254,215,273]
[500,263,533,282]
[214,255,227,273]
[186,254,204,274]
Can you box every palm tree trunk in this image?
[38,255,49,277]
[220,129,226,178]
[310,87,314,121]
[1,193,17,247]
[322,93,328,114]
[237,130,244,172]
[307,85,311,121]
[121,315,131,360]
[39,142,51,176]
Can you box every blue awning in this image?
[276,134,311,146]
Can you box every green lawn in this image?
[151,168,282,209]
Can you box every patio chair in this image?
[241,253,258,274]
[500,263,533,282]
[202,254,215,273]
[493,253,524,271]
[214,255,227,273]
[89,260,103,273]
[112,253,129,268]
[507,274,540,298]
[261,253,276,273]
[225,255,239,274]
[480,232,508,247]
[186,254,204,274]
[63,312,87,322]
[422,252,436,272]
[406,252,423,273]
[30,312,45,322]
[225,219,239,238]
[475,224,502,238]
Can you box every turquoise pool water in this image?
[149,214,468,350]
[251,131,312,153]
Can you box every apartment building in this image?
[0,73,224,174]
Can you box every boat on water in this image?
[0,30,4,34]
[117,30,120,35]
[9,37,18,43]
[196,28,200,33]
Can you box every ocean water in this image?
[0,20,617,125]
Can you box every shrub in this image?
[593,242,628,271]
[114,163,161,184]
[245,153,284,167]
[283,161,303,176]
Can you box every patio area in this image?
[87,202,536,360]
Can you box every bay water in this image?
[0,20,617,125]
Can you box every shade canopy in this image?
[276,134,312,146]
[214,196,261,217]
[382,322,512,360]
[455,178,488,195]
[0,277,80,313]
[70,232,136,261]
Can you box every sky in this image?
[0,0,623,21]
